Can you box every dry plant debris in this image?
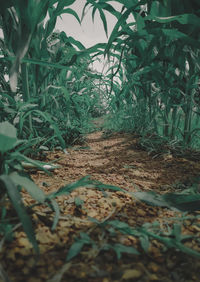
[1,131,200,282]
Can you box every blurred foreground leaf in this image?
[0,122,17,153]
[134,191,200,212]
[0,175,39,254]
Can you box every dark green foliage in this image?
[95,0,200,151]
[0,1,106,150]
[134,178,200,212]
[134,190,200,212]
[66,232,95,261]
[0,175,39,254]
[1,0,200,262]
[0,1,110,255]
[0,121,44,253]
[0,121,124,251]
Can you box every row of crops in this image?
[0,0,110,154]
[0,0,111,254]
[1,0,200,259]
[1,1,200,151]
[104,0,200,153]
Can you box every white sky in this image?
[55,1,122,72]
[56,1,122,48]
[0,1,121,48]
[0,1,123,72]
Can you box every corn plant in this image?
[0,121,122,253]
[0,1,76,147]
[0,0,109,150]
[0,121,50,253]
[89,0,200,149]
[0,1,111,255]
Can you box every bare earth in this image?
[1,130,200,282]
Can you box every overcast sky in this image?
[0,1,122,72]
[55,1,124,73]
[56,1,122,48]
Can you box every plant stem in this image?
[21,63,33,133]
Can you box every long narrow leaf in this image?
[48,176,92,198]
[62,8,81,24]
[0,175,39,253]
[49,199,60,230]
[9,171,46,203]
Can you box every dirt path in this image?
[2,131,200,281]
[34,130,200,193]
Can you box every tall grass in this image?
[0,1,108,150]
[92,0,200,150]
[0,0,110,255]
[1,0,200,265]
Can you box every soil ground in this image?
[1,126,200,282]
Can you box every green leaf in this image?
[0,56,74,70]
[20,109,66,150]
[74,197,84,208]
[108,220,139,236]
[99,8,108,37]
[103,243,139,259]
[62,8,81,24]
[66,232,92,261]
[13,153,52,173]
[134,190,200,212]
[0,121,17,153]
[105,1,146,54]
[112,243,139,259]
[66,241,84,261]
[66,36,85,50]
[163,193,200,212]
[48,176,124,200]
[83,43,107,55]
[97,2,121,19]
[108,220,131,229]
[9,171,46,203]
[18,103,38,112]
[55,0,76,14]
[142,226,200,259]
[0,175,39,253]
[134,191,169,207]
[48,176,92,198]
[139,234,149,252]
[79,232,92,243]
[49,199,60,230]
[148,14,200,26]
[171,224,182,241]
[94,182,127,193]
